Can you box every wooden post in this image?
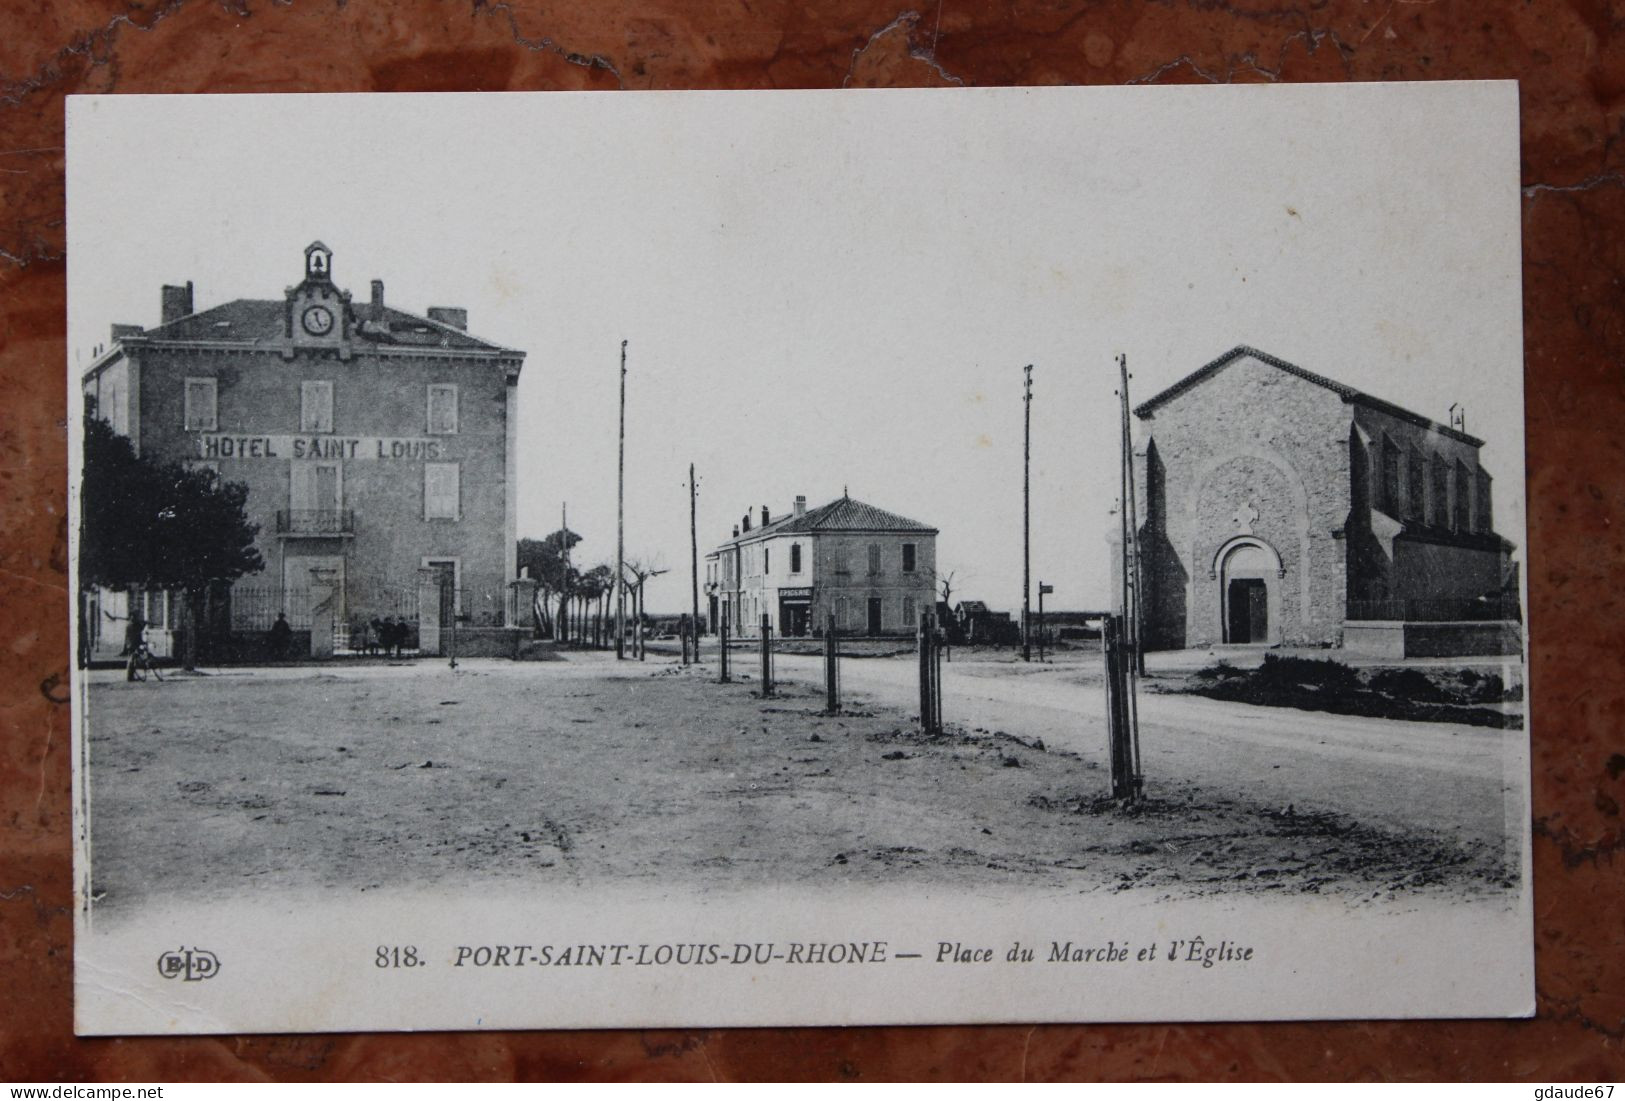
[759,613,773,697]
[824,612,839,714]
[719,607,730,683]
[1103,614,1136,800]
[918,610,941,733]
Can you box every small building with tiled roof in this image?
[80,241,528,661]
[704,494,938,638]
[1121,346,1519,656]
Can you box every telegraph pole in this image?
[690,463,701,662]
[1022,364,1033,662]
[616,340,627,660]
[561,501,570,644]
[1120,352,1145,677]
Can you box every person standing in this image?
[268,612,292,661]
[124,611,146,682]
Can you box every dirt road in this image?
[771,654,1521,848]
[82,654,1517,916]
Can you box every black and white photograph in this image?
[67,84,1532,1034]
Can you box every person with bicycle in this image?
[123,610,147,682]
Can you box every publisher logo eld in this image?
[156,946,220,982]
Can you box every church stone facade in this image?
[1127,346,1517,654]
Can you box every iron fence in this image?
[275,509,355,535]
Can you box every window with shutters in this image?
[427,384,458,435]
[867,544,881,575]
[833,546,849,575]
[902,543,917,573]
[301,381,334,433]
[424,462,460,520]
[903,596,916,626]
[184,377,217,430]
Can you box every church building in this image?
[1126,346,1519,657]
[80,242,527,659]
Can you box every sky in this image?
[66,84,1524,613]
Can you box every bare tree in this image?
[622,557,669,660]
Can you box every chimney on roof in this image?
[761,505,771,528]
[110,323,142,342]
[793,495,806,517]
[427,307,468,331]
[370,280,385,319]
[732,525,739,538]
[741,512,751,533]
[160,282,193,325]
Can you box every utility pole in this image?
[1119,353,1145,677]
[689,463,700,663]
[561,501,569,644]
[1022,364,1033,662]
[616,340,627,660]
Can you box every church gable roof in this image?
[1134,345,1483,446]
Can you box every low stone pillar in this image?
[417,567,444,657]
[509,577,539,631]
[308,566,340,659]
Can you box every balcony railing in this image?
[276,509,355,536]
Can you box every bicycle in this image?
[126,642,164,682]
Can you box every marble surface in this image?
[2,0,1621,1082]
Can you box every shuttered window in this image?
[184,377,217,430]
[427,384,458,435]
[301,381,334,433]
[424,462,460,520]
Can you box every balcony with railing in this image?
[275,509,355,537]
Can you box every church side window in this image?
[1430,455,1449,527]
[1454,460,1472,531]
[424,462,460,521]
[427,384,458,435]
[1380,436,1401,516]
[1407,449,1425,521]
[300,381,334,433]
[183,377,217,431]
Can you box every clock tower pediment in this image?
[284,240,353,355]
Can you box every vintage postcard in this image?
[67,84,1531,1034]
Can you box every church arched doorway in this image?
[1217,538,1283,645]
